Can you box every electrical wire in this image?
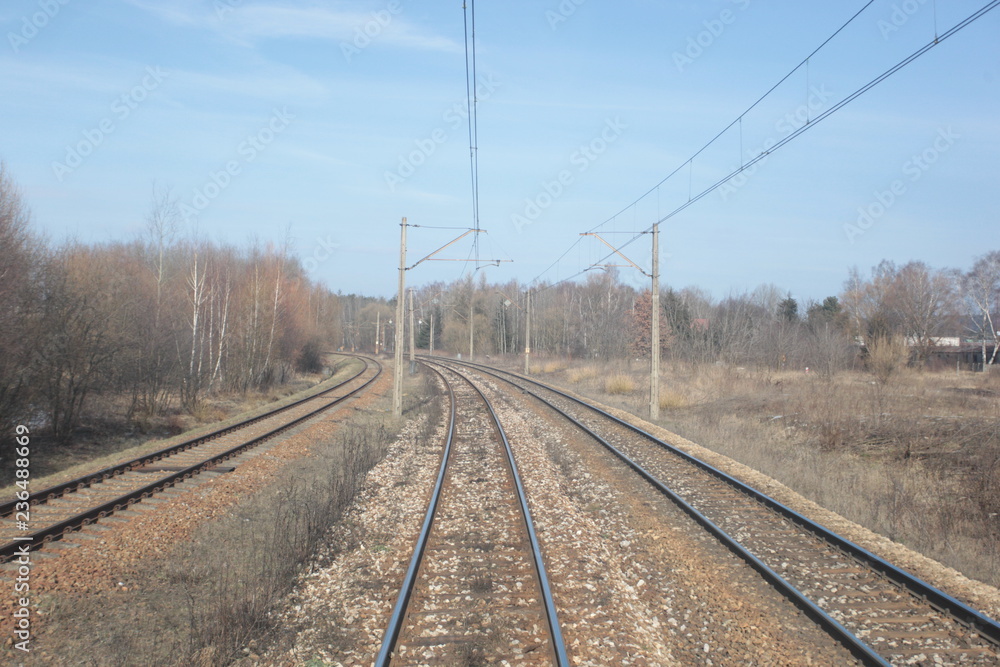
[580,0,877,238]
[529,0,877,290]
[463,1,481,266]
[530,0,998,294]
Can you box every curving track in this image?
[0,354,381,563]
[435,356,1000,667]
[376,360,568,666]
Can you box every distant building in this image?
[926,340,997,371]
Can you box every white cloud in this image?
[0,55,330,107]
[122,0,460,53]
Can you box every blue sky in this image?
[2,0,997,303]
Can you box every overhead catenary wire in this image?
[463,0,481,267]
[530,1,878,290]
[585,0,876,238]
[530,0,998,294]
[652,0,999,229]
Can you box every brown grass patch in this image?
[543,358,1000,587]
[658,388,689,410]
[568,366,599,383]
[605,374,635,395]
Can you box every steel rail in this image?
[0,354,369,517]
[443,358,1000,651]
[441,361,570,667]
[374,363,455,667]
[0,356,382,562]
[376,360,569,666]
[436,357,885,666]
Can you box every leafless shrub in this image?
[867,335,910,385]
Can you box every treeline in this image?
[386,255,998,375]
[391,273,858,374]
[0,167,351,443]
[3,160,997,442]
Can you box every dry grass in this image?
[27,367,424,666]
[658,388,690,410]
[542,360,568,373]
[0,357,365,499]
[567,366,599,383]
[534,356,1000,587]
[605,374,635,395]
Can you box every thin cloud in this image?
[123,0,460,53]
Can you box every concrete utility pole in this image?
[650,223,660,420]
[375,312,380,355]
[408,288,416,370]
[468,301,474,360]
[578,226,659,416]
[524,288,531,374]
[429,310,435,356]
[393,218,406,418]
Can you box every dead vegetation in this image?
[0,357,362,498]
[27,387,404,666]
[539,356,1000,587]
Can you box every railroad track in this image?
[0,354,382,563]
[376,360,568,666]
[436,357,1000,667]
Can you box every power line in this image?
[463,0,481,266]
[530,1,879,290]
[587,0,877,239]
[531,0,999,293]
[652,0,999,227]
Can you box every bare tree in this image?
[133,185,180,416]
[964,251,1000,369]
[0,163,37,438]
[181,246,208,410]
[33,246,128,440]
[892,262,959,364]
[842,261,906,344]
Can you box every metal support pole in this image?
[650,223,660,420]
[375,312,380,355]
[468,301,474,361]
[430,311,435,356]
[393,218,406,418]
